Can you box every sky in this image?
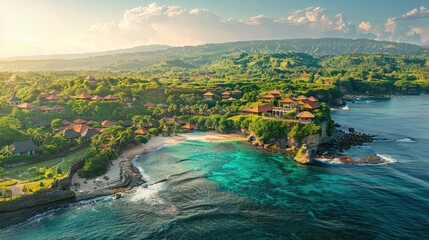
[1,0,429,58]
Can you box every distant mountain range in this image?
[1,38,428,71]
[0,45,171,61]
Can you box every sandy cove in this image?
[71,131,245,198]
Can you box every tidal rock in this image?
[360,155,383,164]
[338,155,355,164]
[294,144,315,165]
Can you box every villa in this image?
[11,140,39,156]
[203,92,215,100]
[222,92,231,99]
[7,95,21,106]
[296,111,315,124]
[76,91,93,100]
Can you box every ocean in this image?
[1,95,428,239]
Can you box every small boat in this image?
[342,106,349,110]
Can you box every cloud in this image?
[359,21,372,32]
[401,6,429,20]
[408,27,429,43]
[81,3,355,50]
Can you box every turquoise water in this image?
[1,95,429,239]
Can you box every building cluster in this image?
[240,90,321,124]
[203,87,242,101]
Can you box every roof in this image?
[7,95,21,102]
[81,128,100,138]
[250,105,273,114]
[270,90,282,95]
[38,106,54,112]
[262,94,276,99]
[134,128,149,135]
[91,95,104,101]
[279,98,295,104]
[231,89,242,94]
[62,120,72,126]
[73,118,88,124]
[39,93,49,98]
[49,90,61,95]
[101,120,114,127]
[222,91,231,95]
[45,94,61,100]
[183,123,198,130]
[297,95,308,100]
[70,124,90,133]
[144,102,156,107]
[52,105,65,111]
[298,99,319,109]
[62,129,81,139]
[297,111,315,119]
[17,103,35,109]
[228,97,237,101]
[76,91,93,100]
[240,107,252,112]
[203,92,215,96]
[11,140,39,153]
[104,95,119,100]
[308,96,319,102]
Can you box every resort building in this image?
[298,99,319,110]
[144,102,156,108]
[101,120,114,127]
[7,95,21,106]
[11,140,39,156]
[244,105,274,115]
[308,96,319,103]
[76,91,93,100]
[73,118,88,124]
[183,123,198,131]
[17,103,37,111]
[296,111,315,124]
[262,90,283,100]
[231,89,242,96]
[203,92,215,100]
[134,128,149,135]
[221,92,231,99]
[91,95,104,101]
[44,94,61,102]
[104,95,119,101]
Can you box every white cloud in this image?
[401,6,429,20]
[408,27,429,43]
[359,21,372,32]
[80,3,357,51]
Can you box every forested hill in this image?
[1,38,428,71]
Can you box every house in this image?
[228,97,237,101]
[215,86,224,91]
[296,111,315,124]
[183,123,198,131]
[38,106,55,113]
[203,92,215,100]
[76,91,93,100]
[45,94,61,102]
[73,118,88,124]
[39,92,49,99]
[262,90,282,100]
[221,92,231,99]
[85,75,96,84]
[297,95,308,101]
[134,128,149,135]
[52,105,65,112]
[249,105,273,115]
[50,90,61,95]
[231,89,242,96]
[7,95,21,106]
[61,129,81,139]
[315,73,321,78]
[269,90,283,99]
[17,103,37,110]
[240,107,252,114]
[81,128,100,139]
[104,95,119,101]
[62,120,72,126]
[298,99,319,110]
[11,140,39,156]
[279,98,295,108]
[101,120,114,127]
[144,102,156,108]
[308,96,319,103]
[91,95,104,101]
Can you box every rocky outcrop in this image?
[318,129,374,153]
[293,144,315,164]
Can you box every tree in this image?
[51,118,62,130]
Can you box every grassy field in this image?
[3,147,89,181]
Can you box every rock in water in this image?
[294,144,314,165]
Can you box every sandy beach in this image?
[71,131,245,196]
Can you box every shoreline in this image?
[71,131,246,199]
